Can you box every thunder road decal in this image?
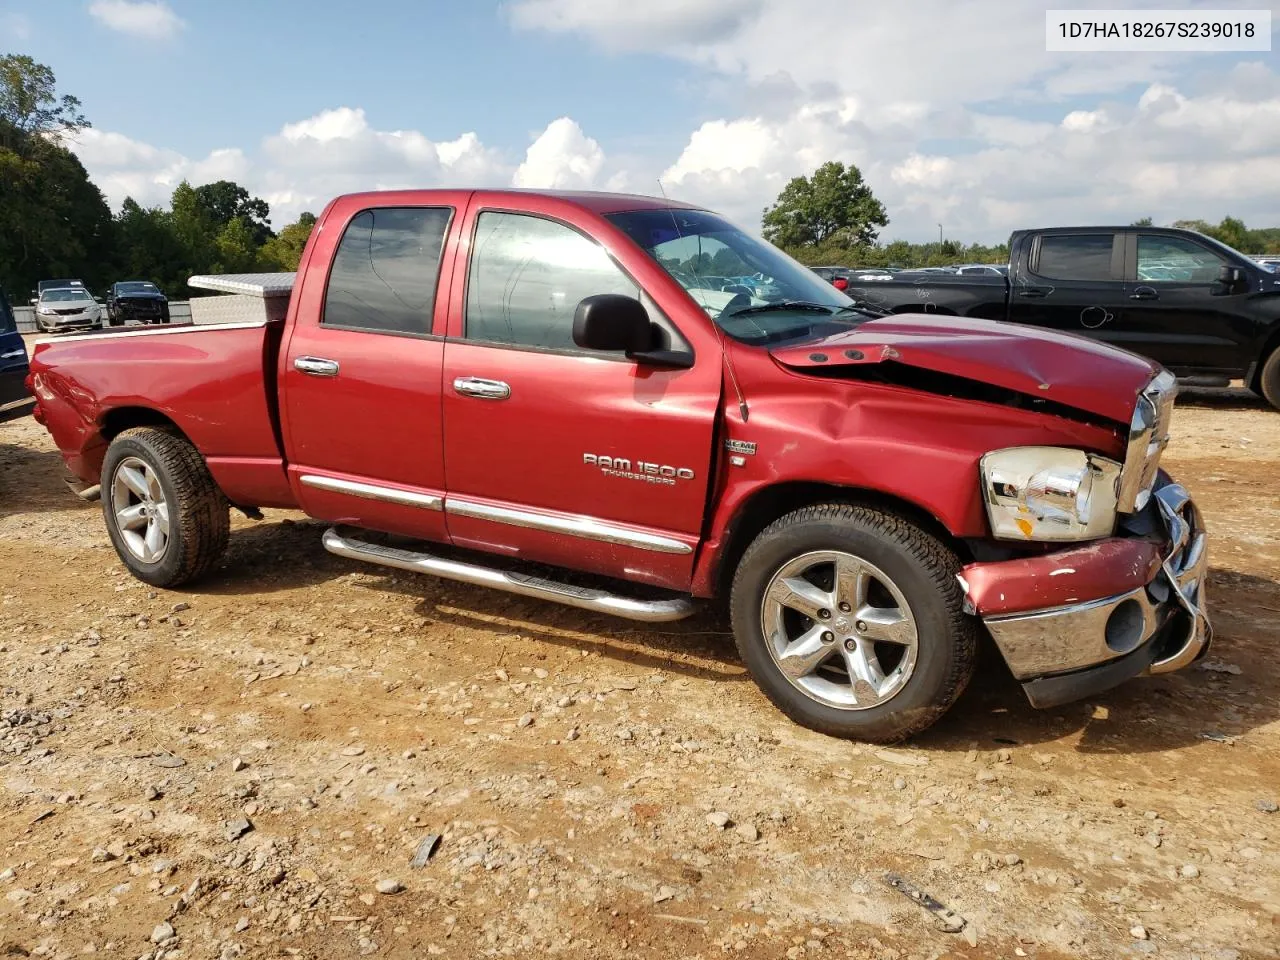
[583,453,694,486]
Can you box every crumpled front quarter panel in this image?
[692,346,1127,596]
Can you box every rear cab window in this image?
[323,207,453,336]
[1033,234,1119,281]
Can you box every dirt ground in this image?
[1,369,1277,960]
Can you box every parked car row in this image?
[27,279,171,333]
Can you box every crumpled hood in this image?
[769,314,1158,423]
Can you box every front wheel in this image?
[730,503,977,742]
[101,427,230,587]
[1256,347,1280,411]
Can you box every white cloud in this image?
[71,111,609,226]
[88,0,183,40]
[504,0,763,49]
[67,128,249,212]
[513,117,605,189]
[654,71,1280,241]
[506,0,1280,240]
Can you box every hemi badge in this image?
[725,439,757,456]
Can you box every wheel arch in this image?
[701,480,969,600]
[100,405,185,441]
[1249,320,1280,395]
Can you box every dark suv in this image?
[107,281,171,326]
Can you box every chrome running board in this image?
[321,528,695,623]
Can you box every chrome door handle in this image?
[294,356,340,377]
[1129,286,1159,301]
[453,377,511,400]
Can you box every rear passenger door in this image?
[279,195,468,542]
[1006,232,1133,349]
[439,204,721,592]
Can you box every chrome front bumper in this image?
[983,483,1211,687]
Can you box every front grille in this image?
[1118,370,1177,513]
[54,307,86,316]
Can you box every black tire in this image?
[101,427,230,587]
[1257,347,1280,411]
[729,503,977,742]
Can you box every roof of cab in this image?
[331,188,703,216]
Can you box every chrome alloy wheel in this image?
[760,550,919,710]
[111,456,170,563]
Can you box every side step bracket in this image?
[321,528,695,623]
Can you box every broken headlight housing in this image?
[981,446,1121,542]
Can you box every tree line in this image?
[764,161,1280,269]
[0,54,314,302]
[5,55,1279,304]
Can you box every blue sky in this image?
[3,0,1279,241]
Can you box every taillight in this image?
[833,277,848,291]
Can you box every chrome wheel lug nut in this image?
[818,609,832,620]
[855,620,868,633]
[838,602,852,613]
[844,639,856,652]
[822,631,835,643]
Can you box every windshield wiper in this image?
[726,300,846,318]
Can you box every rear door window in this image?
[323,207,453,335]
[1034,234,1117,281]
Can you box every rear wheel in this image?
[1256,348,1280,410]
[101,427,230,587]
[730,503,977,742]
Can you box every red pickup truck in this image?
[28,189,1211,741]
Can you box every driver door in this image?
[439,202,722,591]
[1120,232,1255,373]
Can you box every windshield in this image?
[608,208,875,346]
[118,282,159,294]
[43,289,93,303]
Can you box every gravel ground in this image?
[1,377,1278,960]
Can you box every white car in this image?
[35,286,104,333]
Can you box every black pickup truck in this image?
[846,226,1280,409]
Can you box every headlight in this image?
[981,446,1121,542]
[37,306,54,315]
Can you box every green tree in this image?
[260,212,316,270]
[762,161,888,248]
[0,53,88,151]
[1131,217,1153,226]
[0,56,111,297]
[194,180,273,245]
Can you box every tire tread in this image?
[730,502,976,742]
[105,427,229,586]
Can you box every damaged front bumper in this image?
[962,483,1211,709]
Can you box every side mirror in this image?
[572,294,694,369]
[573,294,655,353]
[28,298,37,306]
[1217,265,1246,290]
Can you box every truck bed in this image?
[847,271,1010,320]
[29,319,295,508]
